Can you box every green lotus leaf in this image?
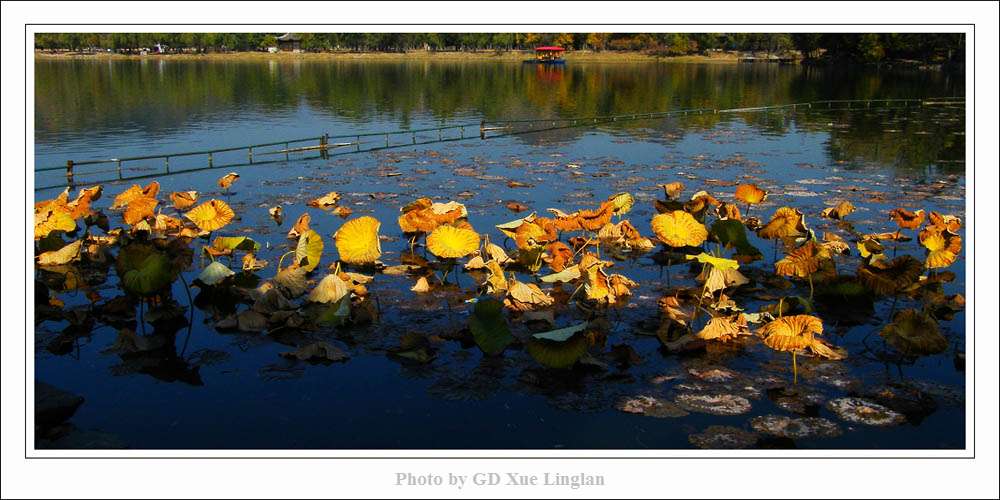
[211,236,261,253]
[469,298,513,355]
[710,219,762,258]
[115,243,177,296]
[198,261,236,286]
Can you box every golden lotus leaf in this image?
[34,202,76,240]
[111,181,160,210]
[758,314,823,352]
[758,207,808,240]
[334,216,382,265]
[398,198,466,234]
[686,252,740,271]
[715,202,742,221]
[37,240,83,266]
[880,309,947,357]
[542,241,575,272]
[505,278,554,311]
[735,184,768,205]
[426,224,480,259]
[889,208,925,230]
[68,185,103,218]
[170,191,199,210]
[185,199,235,232]
[651,210,709,247]
[483,259,508,294]
[918,226,962,269]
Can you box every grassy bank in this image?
[35,49,742,63]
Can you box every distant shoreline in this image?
[34,49,743,63]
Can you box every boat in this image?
[523,46,566,64]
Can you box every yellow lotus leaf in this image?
[758,315,824,353]
[185,199,235,232]
[684,191,721,218]
[513,220,548,250]
[496,212,539,239]
[775,241,828,278]
[889,208,925,230]
[123,196,158,226]
[857,237,884,259]
[308,191,341,208]
[928,211,961,232]
[334,216,382,265]
[307,273,350,304]
[607,273,637,300]
[607,192,635,215]
[426,224,480,259]
[217,172,239,190]
[332,206,353,218]
[411,276,431,293]
[287,212,310,239]
[153,213,184,233]
[919,226,962,269]
[758,207,808,240]
[659,182,685,200]
[34,203,76,239]
[36,240,83,266]
[696,314,750,342]
[880,309,947,357]
[686,252,740,271]
[170,191,199,210]
[295,229,325,272]
[505,278,554,311]
[697,265,749,297]
[821,200,855,220]
[735,184,767,205]
[651,210,708,247]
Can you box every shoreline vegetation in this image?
[34,33,965,68]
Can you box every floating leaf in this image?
[880,309,948,357]
[526,324,589,369]
[280,342,349,363]
[36,240,82,266]
[211,236,261,254]
[217,172,239,190]
[307,273,350,304]
[686,252,739,271]
[821,201,855,220]
[308,191,341,208]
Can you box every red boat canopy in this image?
[534,46,566,52]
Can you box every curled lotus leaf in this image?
[198,261,236,286]
[659,181,685,200]
[918,226,961,269]
[295,229,325,272]
[34,203,76,240]
[307,273,351,304]
[217,172,239,190]
[821,201,855,220]
[287,213,310,239]
[695,314,750,342]
[526,322,589,369]
[775,241,830,279]
[857,255,923,295]
[36,240,83,266]
[928,211,961,232]
[504,278,553,311]
[889,208,925,230]
[307,191,341,208]
[607,192,635,215]
[170,191,199,210]
[651,210,709,247]
[758,207,808,240]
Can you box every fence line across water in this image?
[34,97,965,192]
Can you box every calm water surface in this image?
[34,60,966,449]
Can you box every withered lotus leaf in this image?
[543,241,575,272]
[287,212,310,239]
[170,191,199,210]
[889,208,925,230]
[660,182,685,200]
[857,255,923,295]
[123,196,158,226]
[651,210,709,247]
[217,172,239,190]
[696,314,750,342]
[410,276,431,293]
[775,241,829,279]
[759,315,823,352]
[111,181,159,210]
[918,226,962,269]
[36,240,83,266]
[758,207,809,240]
[715,202,742,221]
[295,229,325,272]
[928,211,962,232]
[505,278,554,311]
[607,192,635,215]
[821,201,855,220]
[426,224,480,259]
[34,202,76,240]
[734,184,768,205]
[269,206,284,225]
[334,216,382,265]
[880,309,947,357]
[184,199,235,232]
[308,273,351,304]
[307,191,341,208]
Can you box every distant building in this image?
[277,33,302,52]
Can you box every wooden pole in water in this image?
[65,160,75,188]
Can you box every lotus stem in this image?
[792,351,798,385]
[808,274,814,301]
[778,297,785,318]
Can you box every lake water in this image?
[34,59,966,449]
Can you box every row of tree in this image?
[34,33,964,63]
